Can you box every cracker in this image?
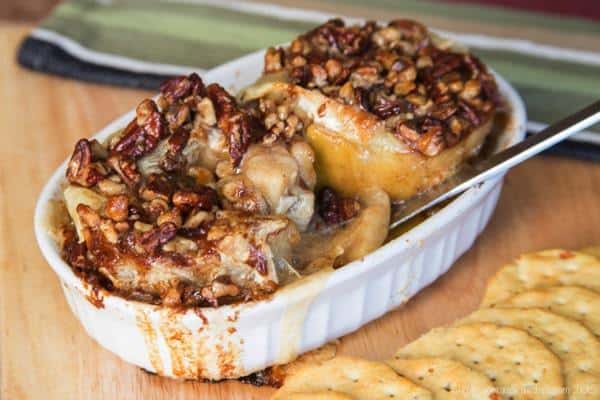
[280,342,338,378]
[395,322,564,400]
[386,357,499,400]
[271,357,432,400]
[580,246,600,259]
[460,308,600,400]
[286,392,355,400]
[499,286,600,338]
[481,249,600,307]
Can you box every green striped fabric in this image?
[321,0,600,34]
[40,0,600,132]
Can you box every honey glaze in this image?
[135,310,165,376]
[158,312,197,378]
[135,306,244,380]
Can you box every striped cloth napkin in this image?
[18,0,600,159]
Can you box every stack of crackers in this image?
[270,248,600,399]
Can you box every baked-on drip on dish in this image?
[56,73,390,308]
[242,19,500,200]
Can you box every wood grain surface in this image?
[1,23,599,400]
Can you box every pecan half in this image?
[259,97,304,143]
[139,222,178,254]
[76,204,102,229]
[417,121,444,156]
[458,100,480,126]
[172,187,217,211]
[430,101,458,120]
[139,173,175,202]
[178,222,211,239]
[112,100,167,160]
[317,187,360,225]
[112,120,145,158]
[160,127,190,172]
[165,102,191,131]
[208,83,262,166]
[396,121,420,143]
[107,155,140,187]
[159,73,206,105]
[314,18,371,56]
[371,96,411,119]
[388,19,428,43]
[66,139,106,187]
[105,195,129,222]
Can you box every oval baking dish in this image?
[34,48,526,381]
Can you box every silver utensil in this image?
[390,100,600,229]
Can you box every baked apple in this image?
[242,19,499,200]
[58,73,391,307]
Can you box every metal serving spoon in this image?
[390,100,600,229]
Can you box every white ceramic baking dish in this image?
[34,48,526,381]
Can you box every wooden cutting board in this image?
[2,23,599,400]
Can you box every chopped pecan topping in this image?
[205,277,241,299]
[139,173,175,202]
[172,187,217,211]
[259,97,304,144]
[142,198,169,221]
[218,177,269,214]
[156,208,182,228]
[177,222,211,239]
[105,195,129,222]
[265,19,499,157]
[112,100,167,160]
[97,178,126,196]
[76,204,102,229]
[196,97,216,126]
[159,73,206,105]
[371,96,411,119]
[179,285,211,307]
[107,155,140,187]
[264,47,285,73]
[388,19,428,43]
[139,222,178,254]
[417,121,445,156]
[160,127,190,172]
[165,102,191,131]
[312,18,373,56]
[397,121,420,142]
[208,83,263,166]
[430,101,458,120]
[317,187,360,225]
[66,139,107,187]
[325,58,347,83]
[458,100,480,125]
[183,209,212,229]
